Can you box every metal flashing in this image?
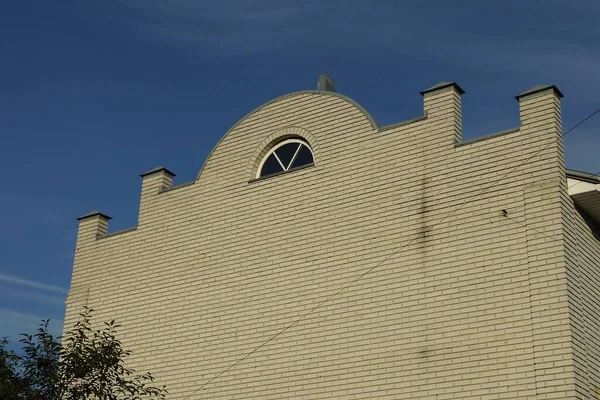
[515,85,563,100]
[420,82,465,96]
[76,210,112,221]
[140,166,176,178]
[454,127,520,148]
[97,226,137,239]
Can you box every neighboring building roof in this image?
[567,169,600,184]
[567,169,600,225]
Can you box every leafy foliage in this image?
[0,308,167,400]
[0,337,26,400]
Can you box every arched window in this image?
[257,138,314,178]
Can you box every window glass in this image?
[257,138,314,178]
[290,144,313,169]
[275,143,300,169]
[260,153,284,176]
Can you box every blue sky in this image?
[1,0,599,343]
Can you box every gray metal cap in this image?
[140,166,176,178]
[76,210,112,221]
[420,82,465,96]
[515,85,563,100]
[317,74,336,92]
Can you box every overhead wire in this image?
[562,108,600,190]
[567,170,600,191]
[501,213,564,244]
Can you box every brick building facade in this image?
[67,76,600,399]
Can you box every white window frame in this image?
[256,138,314,178]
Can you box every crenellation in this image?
[75,211,111,246]
[420,82,463,145]
[65,76,600,399]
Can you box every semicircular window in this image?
[257,138,314,178]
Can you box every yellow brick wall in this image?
[66,84,593,399]
[564,197,600,399]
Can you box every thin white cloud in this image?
[0,308,46,328]
[108,0,318,54]
[2,287,66,306]
[105,0,600,82]
[99,0,600,173]
[0,308,63,339]
[0,273,68,294]
[132,5,597,92]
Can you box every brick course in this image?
[67,82,600,399]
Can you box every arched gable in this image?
[195,90,379,183]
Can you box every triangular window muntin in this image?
[257,138,314,178]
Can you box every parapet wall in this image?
[67,80,593,399]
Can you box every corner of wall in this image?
[138,166,176,227]
[420,82,463,144]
